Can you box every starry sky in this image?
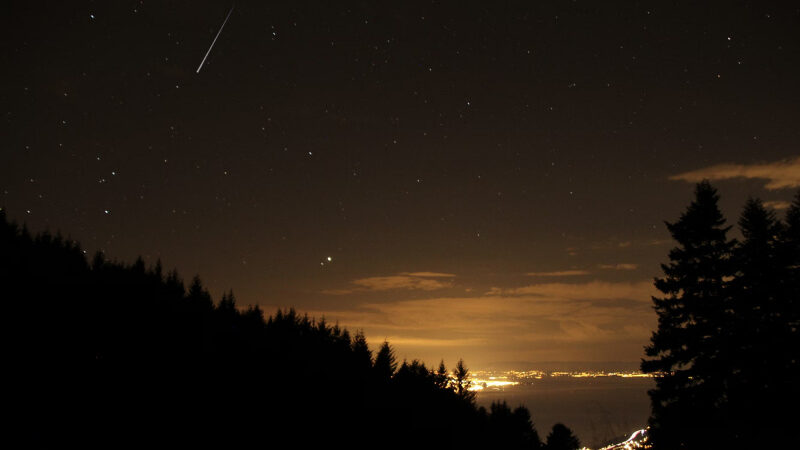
[3,1,799,369]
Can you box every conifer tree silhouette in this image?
[488,401,543,449]
[351,330,372,373]
[642,181,736,448]
[733,200,782,375]
[723,198,787,445]
[434,359,449,389]
[782,191,800,363]
[373,340,397,380]
[641,184,800,449]
[453,358,476,403]
[545,423,580,450]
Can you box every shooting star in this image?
[196,5,234,73]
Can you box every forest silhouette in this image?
[8,181,795,449]
[643,182,800,449]
[2,209,580,449]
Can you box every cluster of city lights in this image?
[467,376,519,392]
[463,371,654,448]
[597,428,651,449]
[468,369,657,391]
[555,371,654,378]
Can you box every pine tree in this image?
[373,341,397,380]
[488,401,543,449]
[782,191,800,342]
[544,423,579,450]
[351,330,372,373]
[511,406,542,450]
[187,275,213,310]
[774,191,800,430]
[733,199,783,374]
[724,198,785,444]
[434,359,449,389]
[453,358,475,403]
[641,181,736,449]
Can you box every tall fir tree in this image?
[373,340,397,380]
[641,181,736,449]
[434,359,449,389]
[778,191,800,427]
[726,198,785,444]
[733,199,783,372]
[782,191,800,344]
[351,330,372,373]
[453,358,475,403]
[544,423,580,450]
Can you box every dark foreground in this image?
[4,210,558,449]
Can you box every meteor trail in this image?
[196,5,234,73]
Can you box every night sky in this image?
[3,1,799,368]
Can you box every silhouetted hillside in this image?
[2,210,551,448]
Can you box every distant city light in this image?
[467,369,657,393]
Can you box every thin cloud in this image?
[764,200,790,210]
[526,270,590,277]
[310,279,658,364]
[353,275,454,291]
[670,156,800,190]
[598,263,638,271]
[492,280,655,301]
[402,272,456,278]
[590,238,670,250]
[322,272,456,295]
